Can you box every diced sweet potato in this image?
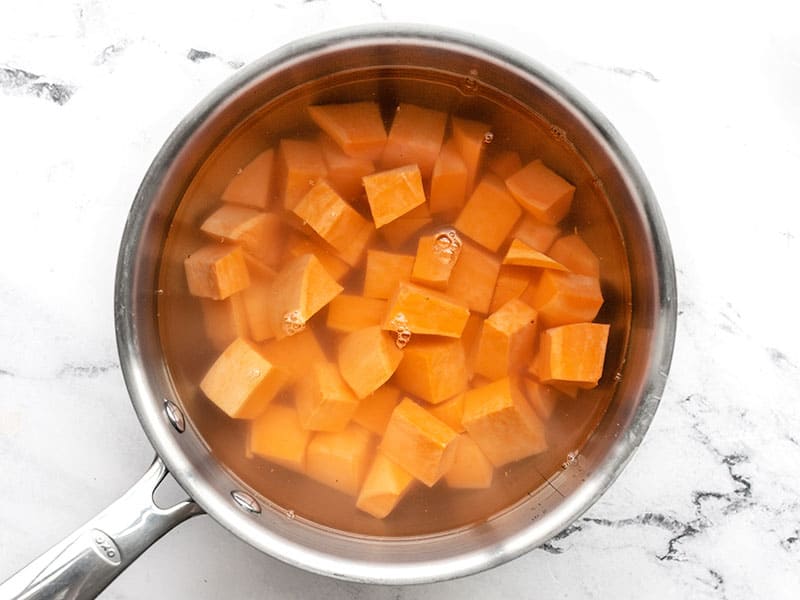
[462,377,547,466]
[295,361,360,432]
[446,240,501,314]
[326,294,387,333]
[284,232,351,282]
[184,244,250,300]
[356,451,415,519]
[263,253,343,339]
[451,116,489,192]
[490,266,532,313]
[549,381,581,398]
[548,234,601,277]
[306,423,375,496]
[460,313,484,356]
[381,104,447,179]
[201,205,284,267]
[319,134,374,200]
[352,384,402,435]
[512,216,561,254]
[444,434,494,489]
[505,159,575,225]
[260,329,327,381]
[383,281,469,338]
[292,180,374,266]
[454,174,522,252]
[199,295,249,351]
[522,378,560,420]
[529,271,603,328]
[410,230,462,290]
[249,403,310,473]
[379,203,434,249]
[239,257,277,341]
[531,322,610,386]
[363,165,426,228]
[380,398,459,486]
[308,102,387,161]
[363,250,415,299]
[429,139,468,216]
[427,393,465,433]
[221,148,274,210]
[503,238,569,271]
[473,299,538,381]
[393,337,469,404]
[200,338,289,419]
[277,139,327,209]
[488,150,522,179]
[338,326,404,399]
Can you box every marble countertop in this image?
[1,1,798,598]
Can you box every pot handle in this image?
[0,456,203,600]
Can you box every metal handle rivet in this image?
[164,399,185,433]
[231,490,261,514]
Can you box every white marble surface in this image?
[1,1,799,598]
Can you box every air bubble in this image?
[282,310,306,336]
[286,510,295,520]
[236,168,243,175]
[461,69,479,94]
[561,450,579,470]
[432,229,462,264]
[154,289,164,296]
[483,131,494,145]
[390,313,412,349]
[248,368,262,379]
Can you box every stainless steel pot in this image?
[0,24,676,599]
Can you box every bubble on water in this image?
[483,131,494,145]
[390,313,411,349]
[154,289,164,296]
[236,167,243,175]
[248,368,262,379]
[613,371,623,382]
[561,450,579,470]
[286,510,295,520]
[432,229,462,264]
[282,310,306,336]
[460,68,479,94]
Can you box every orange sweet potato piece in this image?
[277,139,327,209]
[548,234,601,277]
[381,103,447,179]
[380,398,459,486]
[239,257,277,341]
[260,328,327,381]
[308,102,387,161]
[184,244,250,300]
[363,165,426,228]
[529,271,603,328]
[249,403,311,473]
[490,266,532,313]
[352,384,402,435]
[462,377,547,466]
[284,231,351,282]
[295,361,360,432]
[363,250,415,299]
[410,230,462,290]
[338,326,404,399]
[427,393,466,433]
[379,203,434,249]
[306,423,375,496]
[221,148,274,210]
[454,174,522,252]
[513,215,561,252]
[505,159,575,225]
[318,134,374,200]
[451,116,489,193]
[393,337,469,404]
[201,205,284,267]
[488,150,522,179]
[532,322,610,386]
[356,451,415,519]
[383,281,470,338]
[263,253,343,339]
[429,139,469,215]
[326,294,387,333]
[446,240,501,314]
[473,299,538,381]
[521,378,560,420]
[503,238,569,271]
[199,295,249,351]
[444,434,494,489]
[200,338,289,419]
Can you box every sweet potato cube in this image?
[352,384,402,435]
[410,230,462,290]
[249,403,310,473]
[319,134,374,200]
[363,250,415,299]
[474,299,538,381]
[284,232,351,282]
[338,326,404,398]
[428,393,466,433]
[356,451,415,519]
[326,294,387,333]
[430,139,469,215]
[513,215,560,252]
[292,180,374,266]
[490,266,533,313]
[550,381,582,398]
[532,323,610,386]
[308,102,387,161]
[363,165,426,228]
[259,329,327,381]
[462,377,547,466]
[200,338,289,419]
[548,234,601,277]
[306,423,375,496]
[488,150,522,179]
[277,139,327,209]
[199,295,249,351]
[444,434,494,489]
[505,159,575,225]
[295,361,360,432]
[239,258,277,341]
[379,204,434,249]
[503,238,569,271]
[455,174,522,252]
[380,398,459,486]
[383,282,469,338]
[264,253,343,339]
[221,148,274,210]
[522,378,560,420]
[529,271,603,328]
[184,244,250,300]
[381,104,447,179]
[446,241,501,314]
[393,338,469,404]
[460,314,484,373]
[451,116,489,192]
[201,205,284,267]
